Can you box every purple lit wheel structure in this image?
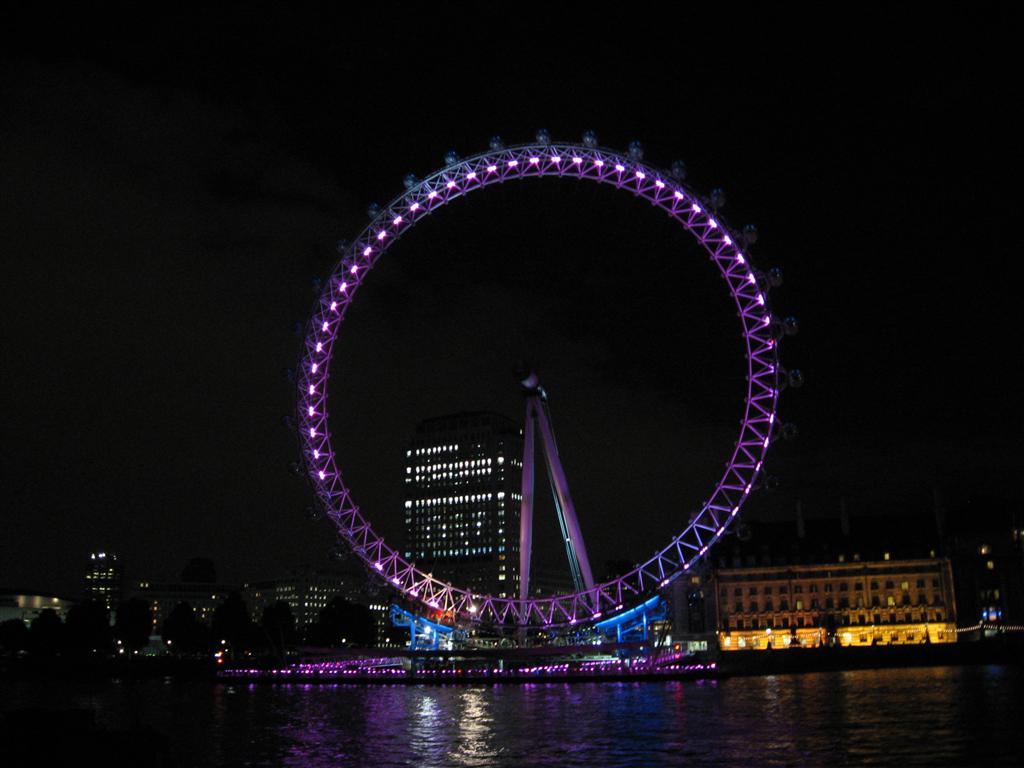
[298,140,782,628]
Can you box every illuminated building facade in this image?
[944,504,1024,627]
[707,511,969,650]
[84,551,123,612]
[245,567,366,630]
[404,412,523,598]
[715,557,958,650]
[368,602,403,648]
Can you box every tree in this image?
[162,602,208,655]
[64,600,112,656]
[260,601,296,659]
[308,597,375,647]
[28,608,63,656]
[211,591,257,655]
[114,598,153,652]
[0,619,29,656]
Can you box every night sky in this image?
[1,6,1016,597]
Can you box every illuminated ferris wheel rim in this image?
[298,137,783,629]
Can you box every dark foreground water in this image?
[3,665,1023,766]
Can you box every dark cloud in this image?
[1,61,351,592]
[0,10,1017,595]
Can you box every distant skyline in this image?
[1,8,1015,596]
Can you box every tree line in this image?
[0,593,380,660]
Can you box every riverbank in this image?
[3,635,1020,684]
[719,635,1023,677]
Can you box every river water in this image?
[3,665,1022,766]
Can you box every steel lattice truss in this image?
[298,141,782,628]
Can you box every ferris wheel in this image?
[296,130,798,629]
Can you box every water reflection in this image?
[1,667,1021,767]
[446,688,494,765]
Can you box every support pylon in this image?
[518,372,594,600]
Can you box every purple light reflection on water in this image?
[9,667,1016,766]
[219,657,716,683]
